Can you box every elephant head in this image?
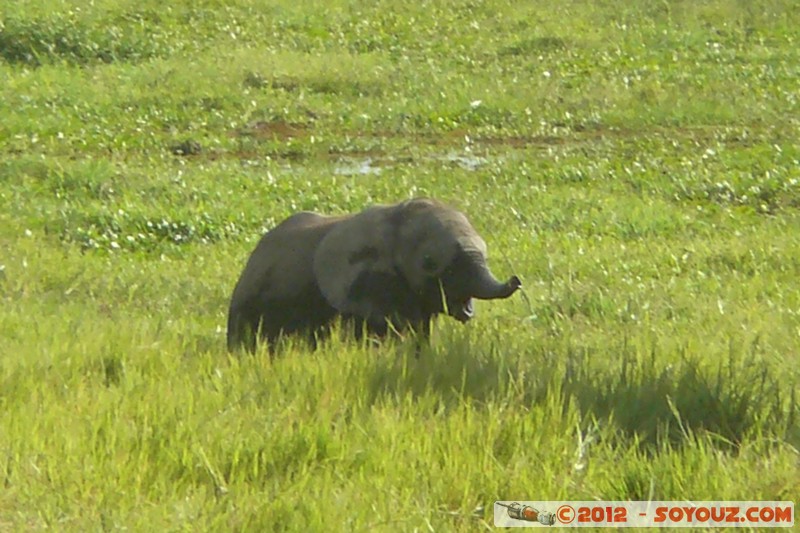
[313,198,521,331]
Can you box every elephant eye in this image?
[422,254,438,273]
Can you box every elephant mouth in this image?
[452,298,474,322]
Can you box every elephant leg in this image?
[342,314,383,343]
[411,316,432,358]
[308,323,330,349]
[227,304,260,353]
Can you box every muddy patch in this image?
[500,36,568,56]
[170,139,203,156]
[234,120,310,141]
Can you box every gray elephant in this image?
[226,198,521,352]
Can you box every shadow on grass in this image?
[366,334,555,410]
[560,343,797,450]
[367,333,798,451]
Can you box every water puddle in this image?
[331,152,489,176]
[333,157,383,176]
[437,152,489,171]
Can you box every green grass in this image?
[1,0,799,530]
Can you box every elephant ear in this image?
[313,204,412,322]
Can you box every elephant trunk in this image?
[467,261,522,300]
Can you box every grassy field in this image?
[1,0,799,530]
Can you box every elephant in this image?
[226,198,521,352]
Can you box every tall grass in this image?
[2,0,799,530]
